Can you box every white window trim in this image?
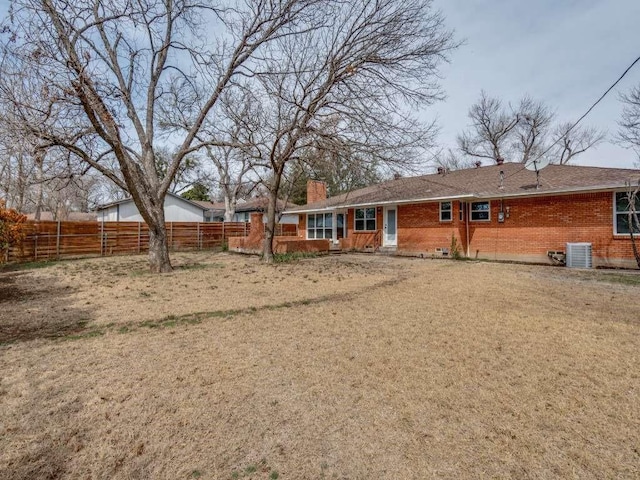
[613,191,640,235]
[439,201,452,222]
[470,201,491,222]
[307,213,333,239]
[354,207,377,231]
[459,201,466,222]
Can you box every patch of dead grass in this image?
[0,254,639,479]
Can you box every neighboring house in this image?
[96,193,300,225]
[285,163,640,268]
[97,193,211,222]
[196,197,299,225]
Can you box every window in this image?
[354,207,376,231]
[459,201,466,222]
[614,192,640,234]
[233,211,250,222]
[440,201,452,222]
[470,201,490,221]
[307,213,333,239]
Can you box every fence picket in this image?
[5,220,287,264]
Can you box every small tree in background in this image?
[625,180,640,269]
[0,200,27,262]
[181,183,212,202]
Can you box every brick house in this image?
[284,163,640,268]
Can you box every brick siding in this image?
[398,192,636,267]
[297,191,639,267]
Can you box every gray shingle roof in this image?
[286,163,640,213]
[194,198,297,213]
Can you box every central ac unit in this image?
[566,242,592,269]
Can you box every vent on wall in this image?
[566,243,592,269]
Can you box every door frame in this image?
[383,206,397,247]
[332,210,347,244]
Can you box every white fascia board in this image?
[284,194,476,214]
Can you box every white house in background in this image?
[96,192,300,225]
[96,193,210,222]
[194,197,300,225]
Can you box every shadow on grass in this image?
[2,440,70,480]
[0,271,95,345]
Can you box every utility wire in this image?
[507,53,640,178]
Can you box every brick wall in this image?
[398,202,465,254]
[295,192,637,267]
[230,213,329,254]
[400,192,636,267]
[342,208,383,249]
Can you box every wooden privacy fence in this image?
[7,221,298,263]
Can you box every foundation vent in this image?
[566,243,592,269]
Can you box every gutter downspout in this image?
[465,201,470,258]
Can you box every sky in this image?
[0,0,638,170]
[428,0,640,169]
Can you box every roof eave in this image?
[97,192,208,212]
[284,194,476,214]
[284,183,635,214]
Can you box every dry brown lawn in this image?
[0,252,639,479]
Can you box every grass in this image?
[271,251,321,263]
[2,252,639,479]
[63,328,105,341]
[58,296,349,340]
[591,272,640,286]
[0,259,60,272]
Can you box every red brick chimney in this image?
[307,180,327,204]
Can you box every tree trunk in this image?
[34,151,44,221]
[262,173,282,263]
[223,193,237,222]
[16,153,26,213]
[146,202,172,273]
[630,211,640,269]
[148,226,172,273]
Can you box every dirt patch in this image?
[0,271,93,344]
[1,254,639,479]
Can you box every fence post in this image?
[56,221,61,259]
[222,222,225,246]
[197,222,201,250]
[138,222,141,254]
[170,222,173,250]
[100,221,104,256]
[244,222,247,237]
[34,235,38,261]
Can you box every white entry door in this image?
[383,207,397,246]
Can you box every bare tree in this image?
[551,122,605,165]
[624,180,640,268]
[515,96,554,164]
[1,0,319,272]
[617,86,640,268]
[234,0,455,261]
[618,85,640,165]
[458,91,519,164]
[459,92,603,165]
[197,91,261,222]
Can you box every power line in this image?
[507,53,640,178]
